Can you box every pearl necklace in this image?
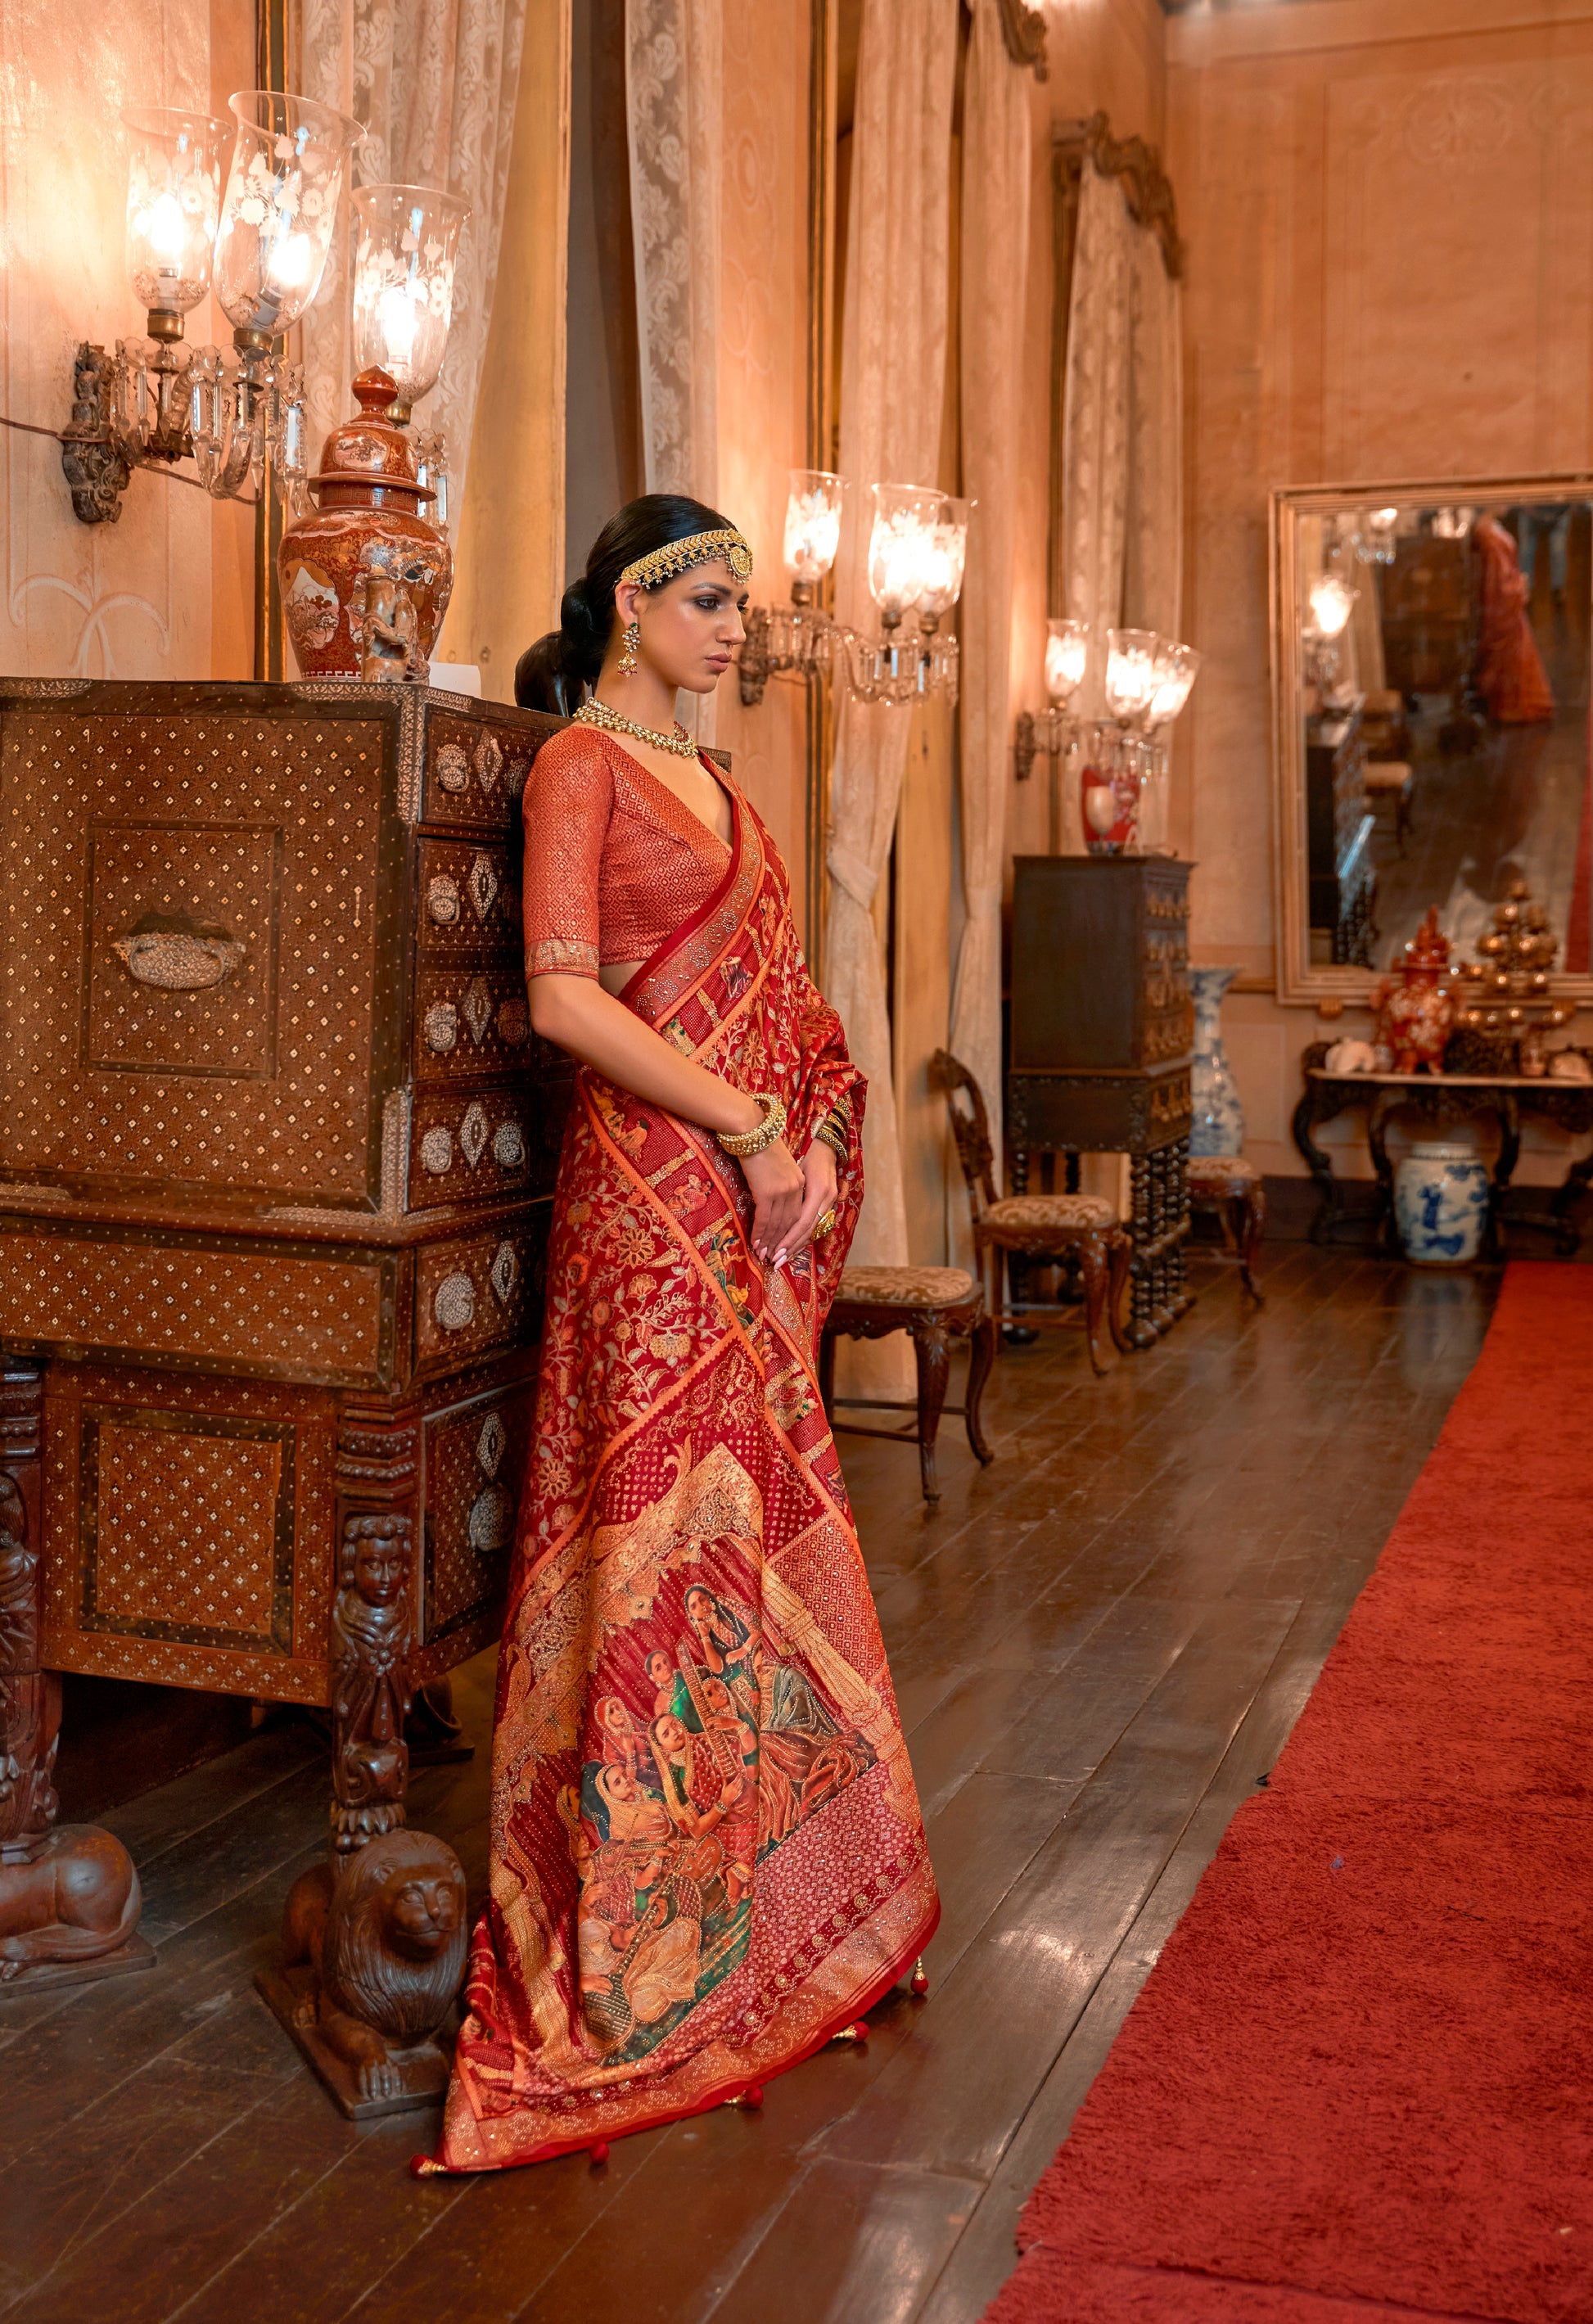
[574,697,701,760]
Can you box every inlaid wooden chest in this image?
[0,678,566,1711]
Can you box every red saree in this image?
[1474,514,1554,724]
[428,777,938,2172]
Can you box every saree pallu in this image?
[431,783,938,2172]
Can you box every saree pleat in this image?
[432,779,938,2172]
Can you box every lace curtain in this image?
[294,0,528,526]
[824,0,959,1279]
[950,0,1032,1168]
[1123,220,1182,639]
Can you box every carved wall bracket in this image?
[994,0,1049,80]
[59,344,132,527]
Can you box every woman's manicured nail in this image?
[774,1248,787,1266]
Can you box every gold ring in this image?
[813,1207,838,1239]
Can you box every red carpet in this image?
[986,1263,1593,2324]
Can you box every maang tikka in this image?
[618,619,641,676]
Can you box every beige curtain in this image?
[1123,224,1182,639]
[625,0,721,738]
[950,0,1031,1173]
[825,0,959,1276]
[294,0,527,525]
[1061,161,1135,724]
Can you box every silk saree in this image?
[428,774,938,2172]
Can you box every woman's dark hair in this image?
[515,493,738,714]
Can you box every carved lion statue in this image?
[282,1827,467,2101]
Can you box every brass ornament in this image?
[619,527,752,592]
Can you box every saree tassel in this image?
[911,1957,930,1997]
[723,2082,765,2110]
[590,2141,611,2165]
[832,2019,870,2046]
[409,2154,446,2178]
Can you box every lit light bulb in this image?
[377,283,418,368]
[267,231,312,290]
[1045,620,1089,706]
[1307,575,1357,641]
[147,191,186,261]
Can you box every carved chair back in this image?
[931,1049,999,1225]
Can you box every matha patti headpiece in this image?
[620,528,753,591]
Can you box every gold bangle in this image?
[716,1092,787,1158]
[814,1120,847,1165]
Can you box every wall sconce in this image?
[1304,572,1357,706]
[350,183,467,530]
[63,89,361,525]
[738,472,966,709]
[1016,622,1199,855]
[737,467,845,705]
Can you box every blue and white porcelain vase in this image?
[1189,965,1244,1157]
[1393,1140,1490,1267]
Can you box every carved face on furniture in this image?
[337,1513,412,1610]
[323,1827,467,2044]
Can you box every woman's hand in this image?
[777,1139,840,1267]
[740,1138,807,1265]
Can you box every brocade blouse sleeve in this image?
[521,730,612,979]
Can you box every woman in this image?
[422,496,937,2174]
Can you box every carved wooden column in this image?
[257,1391,469,2116]
[0,1363,151,1987]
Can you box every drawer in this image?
[416,834,521,956]
[414,965,534,1079]
[0,1223,392,1386]
[414,1220,546,1373]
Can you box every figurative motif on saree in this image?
[434,751,936,2169]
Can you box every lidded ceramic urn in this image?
[1374,906,1455,1075]
[278,365,454,680]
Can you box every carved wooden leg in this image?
[259,1394,469,2118]
[963,1311,997,1467]
[1237,1182,1267,1302]
[910,1322,952,1505]
[0,1362,151,1989]
[1076,1233,1112,1376]
[1106,1227,1135,1354]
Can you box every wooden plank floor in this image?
[0,1248,1496,2324]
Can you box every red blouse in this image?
[521,725,733,980]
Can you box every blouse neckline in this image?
[587,728,734,858]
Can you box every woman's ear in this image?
[613,578,643,627]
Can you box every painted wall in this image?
[1167,0,1593,1181]
[0,0,255,683]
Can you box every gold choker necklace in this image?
[574,697,701,760]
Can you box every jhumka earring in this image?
[619,619,640,676]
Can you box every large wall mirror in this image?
[1271,476,1593,1004]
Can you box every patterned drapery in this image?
[293,0,527,525]
[625,0,721,508]
[950,0,1032,1172]
[824,0,959,1279]
[1063,157,1185,712]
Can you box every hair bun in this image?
[560,574,602,653]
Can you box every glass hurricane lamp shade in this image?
[866,482,941,628]
[1148,639,1202,729]
[1045,617,1089,706]
[1306,573,1357,642]
[123,107,231,336]
[1103,628,1161,725]
[913,494,972,627]
[350,183,468,422]
[214,89,361,349]
[783,469,844,596]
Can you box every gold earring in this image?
[619,619,640,677]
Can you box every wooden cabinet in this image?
[1006,856,1194,1344]
[0,679,565,1982]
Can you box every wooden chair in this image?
[820,1266,995,1505]
[1364,760,1415,851]
[931,1049,1131,1374]
[1185,1154,1266,1302]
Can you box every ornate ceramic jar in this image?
[1189,964,1243,1155]
[1374,907,1455,1074]
[278,365,453,679]
[1393,1139,1490,1266]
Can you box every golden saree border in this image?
[426,778,937,2173]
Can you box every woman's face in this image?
[614,559,748,697]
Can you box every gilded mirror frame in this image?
[1270,472,1593,1007]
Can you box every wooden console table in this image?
[1290,1040,1593,1256]
[0,678,565,2064]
